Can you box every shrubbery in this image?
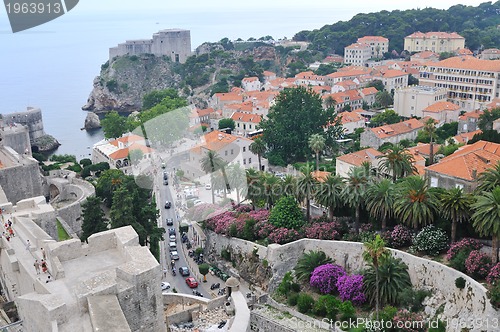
[391,225,413,248]
[296,293,315,314]
[487,263,500,285]
[465,250,492,279]
[336,274,365,305]
[446,238,483,260]
[313,295,340,319]
[310,264,346,294]
[412,225,448,256]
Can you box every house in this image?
[375,69,409,92]
[360,118,424,149]
[452,130,482,145]
[404,31,465,53]
[91,133,153,170]
[331,80,358,93]
[457,110,483,133]
[359,87,378,106]
[294,71,326,86]
[210,91,243,110]
[356,36,389,59]
[425,140,500,191]
[419,56,500,111]
[456,48,473,57]
[410,51,440,63]
[241,77,261,91]
[189,108,216,127]
[324,90,363,112]
[479,48,500,60]
[339,111,365,134]
[343,43,372,67]
[421,101,461,124]
[312,170,331,182]
[406,143,441,176]
[230,112,262,137]
[262,71,277,82]
[325,68,370,86]
[394,85,448,119]
[335,148,383,178]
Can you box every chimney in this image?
[472,169,477,179]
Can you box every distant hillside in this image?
[294,1,500,54]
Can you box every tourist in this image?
[41,248,46,260]
[8,220,12,227]
[26,240,30,251]
[34,260,40,274]
[8,228,14,237]
[41,259,47,273]
[46,276,52,283]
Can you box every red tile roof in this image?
[423,101,460,113]
[337,148,384,166]
[357,36,388,43]
[109,134,145,147]
[109,142,153,160]
[458,110,483,120]
[340,111,364,124]
[369,118,424,139]
[430,56,500,72]
[453,130,482,144]
[231,112,262,124]
[406,31,464,39]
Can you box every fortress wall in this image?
[1,127,31,155]
[2,108,45,142]
[151,29,191,63]
[206,233,499,331]
[0,160,43,205]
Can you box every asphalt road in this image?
[158,170,209,298]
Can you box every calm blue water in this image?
[0,4,436,159]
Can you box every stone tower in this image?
[151,29,191,63]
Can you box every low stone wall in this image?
[249,312,295,332]
[205,233,499,331]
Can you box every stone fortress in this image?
[109,29,192,64]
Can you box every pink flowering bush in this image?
[336,274,366,305]
[446,238,483,260]
[248,209,270,222]
[205,210,237,234]
[391,225,413,248]
[255,219,276,239]
[392,309,425,332]
[487,263,500,285]
[235,205,252,213]
[360,223,373,232]
[310,264,346,294]
[465,250,492,279]
[304,222,340,240]
[268,227,301,244]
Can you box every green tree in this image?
[366,179,396,231]
[199,263,210,282]
[297,164,318,221]
[440,188,473,243]
[342,166,371,233]
[95,169,126,207]
[227,163,246,204]
[363,235,390,320]
[375,91,393,108]
[80,196,108,242]
[423,118,437,165]
[218,118,235,130]
[308,133,326,172]
[394,176,439,230]
[477,161,500,193]
[478,107,500,131]
[101,111,128,139]
[200,150,230,202]
[269,196,304,230]
[142,88,182,110]
[295,250,333,282]
[249,137,266,171]
[261,172,280,209]
[367,79,385,91]
[471,187,500,263]
[370,109,400,127]
[314,174,344,222]
[259,86,337,164]
[377,144,416,182]
[245,168,263,209]
[363,256,412,308]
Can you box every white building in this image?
[91,133,153,169]
[241,77,262,91]
[344,43,372,67]
[394,85,449,118]
[357,36,389,59]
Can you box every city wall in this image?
[1,107,45,143]
[205,233,499,331]
[0,155,43,205]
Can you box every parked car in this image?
[163,179,169,185]
[168,228,176,236]
[163,172,169,180]
[166,218,173,226]
[165,201,172,209]
[185,277,198,288]
[161,282,171,291]
[205,183,211,190]
[179,266,190,276]
[170,251,179,260]
[169,234,176,242]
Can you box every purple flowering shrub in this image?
[268,227,301,244]
[390,225,413,248]
[336,274,366,305]
[310,264,346,294]
[465,250,492,279]
[304,222,340,240]
[487,263,500,285]
[393,309,425,332]
[446,238,483,260]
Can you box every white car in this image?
[161,282,171,291]
[205,183,211,190]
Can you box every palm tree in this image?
[476,161,500,193]
[262,172,280,209]
[249,137,266,171]
[366,179,396,231]
[363,235,390,320]
[308,134,326,172]
[294,250,333,282]
[297,164,318,221]
[245,168,262,209]
[227,163,246,204]
[342,166,371,233]
[471,186,500,263]
[324,95,337,109]
[423,118,437,165]
[363,256,412,309]
[394,176,439,230]
[377,144,416,182]
[281,174,297,197]
[440,187,473,243]
[200,150,230,203]
[314,174,344,222]
[375,90,393,108]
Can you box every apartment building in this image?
[404,31,465,53]
[419,56,500,111]
[394,85,448,118]
[344,43,372,67]
[356,36,389,59]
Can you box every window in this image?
[243,159,246,165]
[249,158,252,164]
[455,184,464,189]
[225,150,228,156]
[231,149,234,155]
[430,177,438,187]
[243,147,246,152]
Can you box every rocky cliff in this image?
[82,43,285,114]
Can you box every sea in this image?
[0,3,482,160]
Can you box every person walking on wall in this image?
[33,260,40,274]
[41,248,46,260]
[26,239,30,251]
